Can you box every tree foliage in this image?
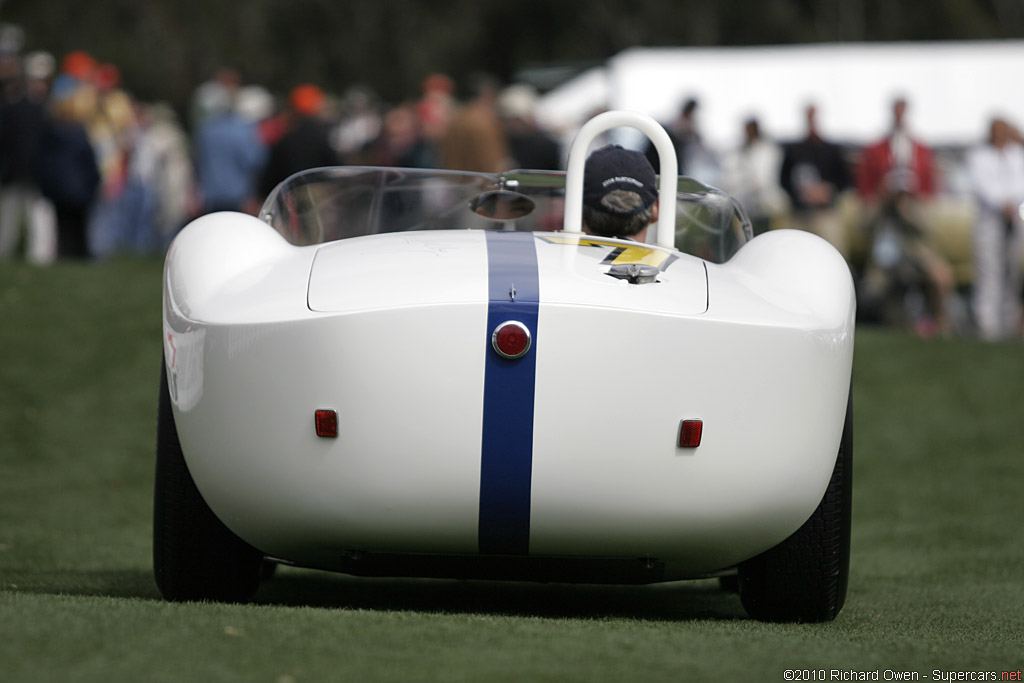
[1,0,1017,111]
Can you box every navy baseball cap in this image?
[583,145,658,215]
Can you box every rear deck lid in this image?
[307,231,488,313]
[307,231,707,316]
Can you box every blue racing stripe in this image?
[479,231,540,555]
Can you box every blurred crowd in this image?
[651,96,1024,341]
[2,47,1024,341]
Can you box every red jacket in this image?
[857,134,935,200]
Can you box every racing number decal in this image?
[540,235,678,271]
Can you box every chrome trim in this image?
[491,320,532,359]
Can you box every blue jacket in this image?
[196,113,266,210]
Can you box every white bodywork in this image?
[164,226,853,581]
[163,111,854,583]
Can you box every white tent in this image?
[536,41,1024,151]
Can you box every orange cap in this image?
[61,51,97,80]
[290,84,324,116]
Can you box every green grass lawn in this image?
[1,258,1021,682]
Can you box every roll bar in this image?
[562,110,679,249]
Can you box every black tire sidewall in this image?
[153,357,263,602]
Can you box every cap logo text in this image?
[603,176,644,189]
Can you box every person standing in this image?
[439,73,509,174]
[856,97,953,336]
[37,83,101,259]
[85,62,140,258]
[645,97,720,184]
[721,117,787,235]
[259,84,337,197]
[966,118,1024,340]
[858,98,935,200]
[125,102,194,251]
[0,52,57,263]
[499,84,561,171]
[195,90,266,215]
[780,104,852,257]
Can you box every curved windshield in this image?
[260,166,752,263]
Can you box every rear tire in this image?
[717,572,739,593]
[153,358,263,602]
[738,390,853,622]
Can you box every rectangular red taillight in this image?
[678,419,702,448]
[315,409,338,438]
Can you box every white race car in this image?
[156,111,854,622]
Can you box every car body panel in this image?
[164,203,853,579]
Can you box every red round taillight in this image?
[492,321,532,359]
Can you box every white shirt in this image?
[722,138,787,217]
[967,141,1024,213]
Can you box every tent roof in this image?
[536,41,1024,150]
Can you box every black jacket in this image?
[0,96,49,185]
[260,116,337,197]
[37,119,101,208]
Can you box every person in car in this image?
[582,144,660,241]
